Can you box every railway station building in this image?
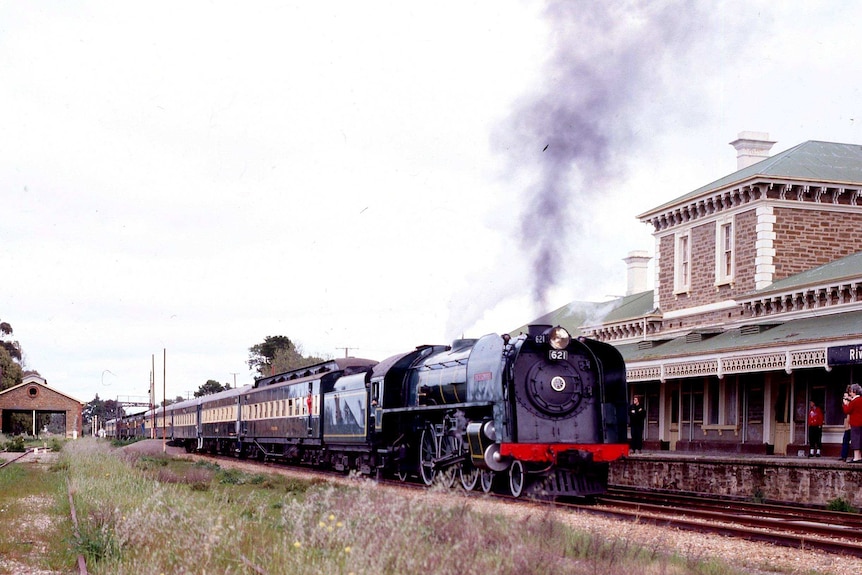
[0,374,84,438]
[533,133,862,456]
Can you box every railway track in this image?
[0,448,89,574]
[0,447,50,470]
[591,486,862,557]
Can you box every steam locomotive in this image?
[107,325,629,498]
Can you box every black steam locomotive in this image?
[108,325,628,498]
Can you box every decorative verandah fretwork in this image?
[743,281,862,318]
[627,348,827,382]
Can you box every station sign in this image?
[827,344,862,366]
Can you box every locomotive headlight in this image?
[548,326,571,350]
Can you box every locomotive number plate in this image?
[548,350,568,361]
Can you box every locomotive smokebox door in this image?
[510,326,602,445]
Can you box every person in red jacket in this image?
[842,384,862,463]
[807,401,824,457]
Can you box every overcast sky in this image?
[3,1,861,405]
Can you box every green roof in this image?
[509,290,656,336]
[617,309,862,363]
[750,249,862,296]
[641,140,862,218]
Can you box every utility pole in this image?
[336,347,358,358]
[162,348,166,454]
[230,372,239,387]
[150,354,155,439]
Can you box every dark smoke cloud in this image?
[497,0,718,313]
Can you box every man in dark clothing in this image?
[629,396,646,454]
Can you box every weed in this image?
[73,504,120,564]
[4,435,25,452]
[826,496,858,513]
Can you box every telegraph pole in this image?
[336,347,358,358]
[150,355,155,439]
[162,348,166,453]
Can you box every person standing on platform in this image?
[628,396,646,454]
[843,384,862,463]
[841,386,852,461]
[807,400,824,457]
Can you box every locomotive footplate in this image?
[500,443,629,466]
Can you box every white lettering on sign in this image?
[851,348,862,361]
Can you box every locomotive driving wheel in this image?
[480,469,494,493]
[508,460,525,498]
[419,425,438,486]
[460,463,479,491]
[438,434,460,488]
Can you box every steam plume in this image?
[499,1,715,313]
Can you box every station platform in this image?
[609,451,862,507]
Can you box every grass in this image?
[1,438,766,574]
[0,450,77,572]
[0,433,65,453]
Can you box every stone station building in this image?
[529,133,862,457]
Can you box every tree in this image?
[194,379,231,398]
[0,319,23,391]
[248,335,326,378]
[83,395,125,431]
[0,347,23,391]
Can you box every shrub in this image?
[826,497,857,513]
[4,436,25,452]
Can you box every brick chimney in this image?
[623,250,651,296]
[729,131,776,170]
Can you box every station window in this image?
[674,231,692,294]
[715,216,734,286]
[706,378,739,426]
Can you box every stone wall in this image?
[772,207,862,281]
[610,455,862,506]
[656,204,862,316]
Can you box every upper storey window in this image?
[715,216,734,286]
[674,231,691,294]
